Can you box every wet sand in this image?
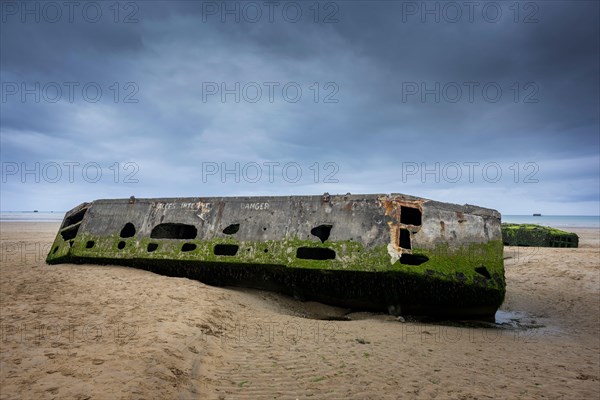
[1,222,598,399]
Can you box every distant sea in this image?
[0,211,65,222]
[502,215,600,229]
[1,211,598,229]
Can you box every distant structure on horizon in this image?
[533,213,541,216]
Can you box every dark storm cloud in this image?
[1,15,144,76]
[0,0,598,213]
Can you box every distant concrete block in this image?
[502,224,579,248]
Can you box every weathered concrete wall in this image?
[47,194,505,318]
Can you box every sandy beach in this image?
[1,222,598,399]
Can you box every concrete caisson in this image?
[46,194,505,318]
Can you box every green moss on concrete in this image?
[503,223,572,235]
[404,240,504,285]
[47,232,504,289]
[46,231,505,318]
[502,223,578,248]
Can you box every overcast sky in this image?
[1,0,598,215]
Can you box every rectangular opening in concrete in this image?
[400,207,421,226]
[181,243,197,252]
[214,244,239,256]
[61,207,88,229]
[60,224,80,241]
[400,229,411,249]
[400,254,429,265]
[150,223,197,240]
[296,247,336,260]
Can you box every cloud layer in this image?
[1,1,598,214]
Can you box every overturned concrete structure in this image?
[502,224,579,248]
[46,194,505,318]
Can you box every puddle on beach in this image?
[493,310,547,330]
[315,309,547,332]
[413,309,547,331]
[495,310,529,327]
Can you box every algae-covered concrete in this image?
[502,223,579,248]
[46,194,505,318]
